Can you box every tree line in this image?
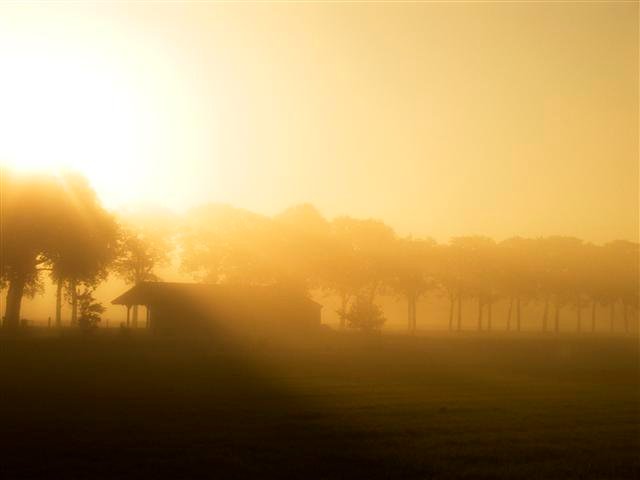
[1,170,638,333]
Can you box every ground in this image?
[1,330,638,479]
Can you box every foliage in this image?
[345,296,387,332]
[181,203,334,293]
[1,168,637,335]
[77,287,105,331]
[113,228,169,285]
[48,173,120,287]
[180,204,281,285]
[1,169,118,329]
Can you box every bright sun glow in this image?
[0,48,152,208]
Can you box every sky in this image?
[0,2,637,243]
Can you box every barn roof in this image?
[112,281,322,310]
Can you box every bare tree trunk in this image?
[339,293,348,329]
[516,297,521,332]
[412,296,417,333]
[448,293,455,332]
[506,297,513,331]
[591,300,597,332]
[576,301,582,333]
[407,294,413,333]
[542,297,549,332]
[457,294,462,331]
[55,278,63,327]
[3,276,26,330]
[477,297,483,331]
[610,302,615,332]
[554,300,560,333]
[623,303,629,334]
[70,278,78,326]
[487,301,492,331]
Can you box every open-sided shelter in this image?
[112,282,322,335]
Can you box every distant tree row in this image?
[179,204,639,334]
[1,170,638,334]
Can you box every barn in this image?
[111,282,322,335]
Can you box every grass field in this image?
[1,330,638,479]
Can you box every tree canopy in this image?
[2,172,638,335]
[1,170,118,328]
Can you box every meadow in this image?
[1,331,638,479]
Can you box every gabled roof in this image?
[112,281,322,310]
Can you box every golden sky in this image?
[0,2,637,242]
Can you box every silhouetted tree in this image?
[602,241,639,333]
[114,229,167,285]
[1,170,115,330]
[345,296,386,332]
[114,227,169,326]
[274,204,332,292]
[500,237,542,332]
[539,237,585,333]
[325,217,395,327]
[581,244,610,332]
[389,238,438,333]
[181,204,284,286]
[449,237,499,331]
[434,244,469,331]
[48,173,119,326]
[1,170,55,329]
[172,201,640,335]
[320,233,367,328]
[77,287,105,332]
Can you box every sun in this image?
[0,49,150,208]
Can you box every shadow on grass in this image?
[0,331,431,479]
[1,330,638,479]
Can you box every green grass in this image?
[0,331,637,479]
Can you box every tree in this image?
[449,236,498,331]
[389,238,438,333]
[345,296,386,332]
[181,204,281,286]
[537,237,584,333]
[274,203,332,293]
[322,217,395,328]
[602,241,640,333]
[1,169,55,329]
[113,228,169,326]
[1,169,115,330]
[434,244,470,332]
[76,287,105,332]
[114,229,168,285]
[320,230,368,328]
[581,244,610,332]
[48,173,119,327]
[499,237,540,332]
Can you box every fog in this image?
[1,2,638,479]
